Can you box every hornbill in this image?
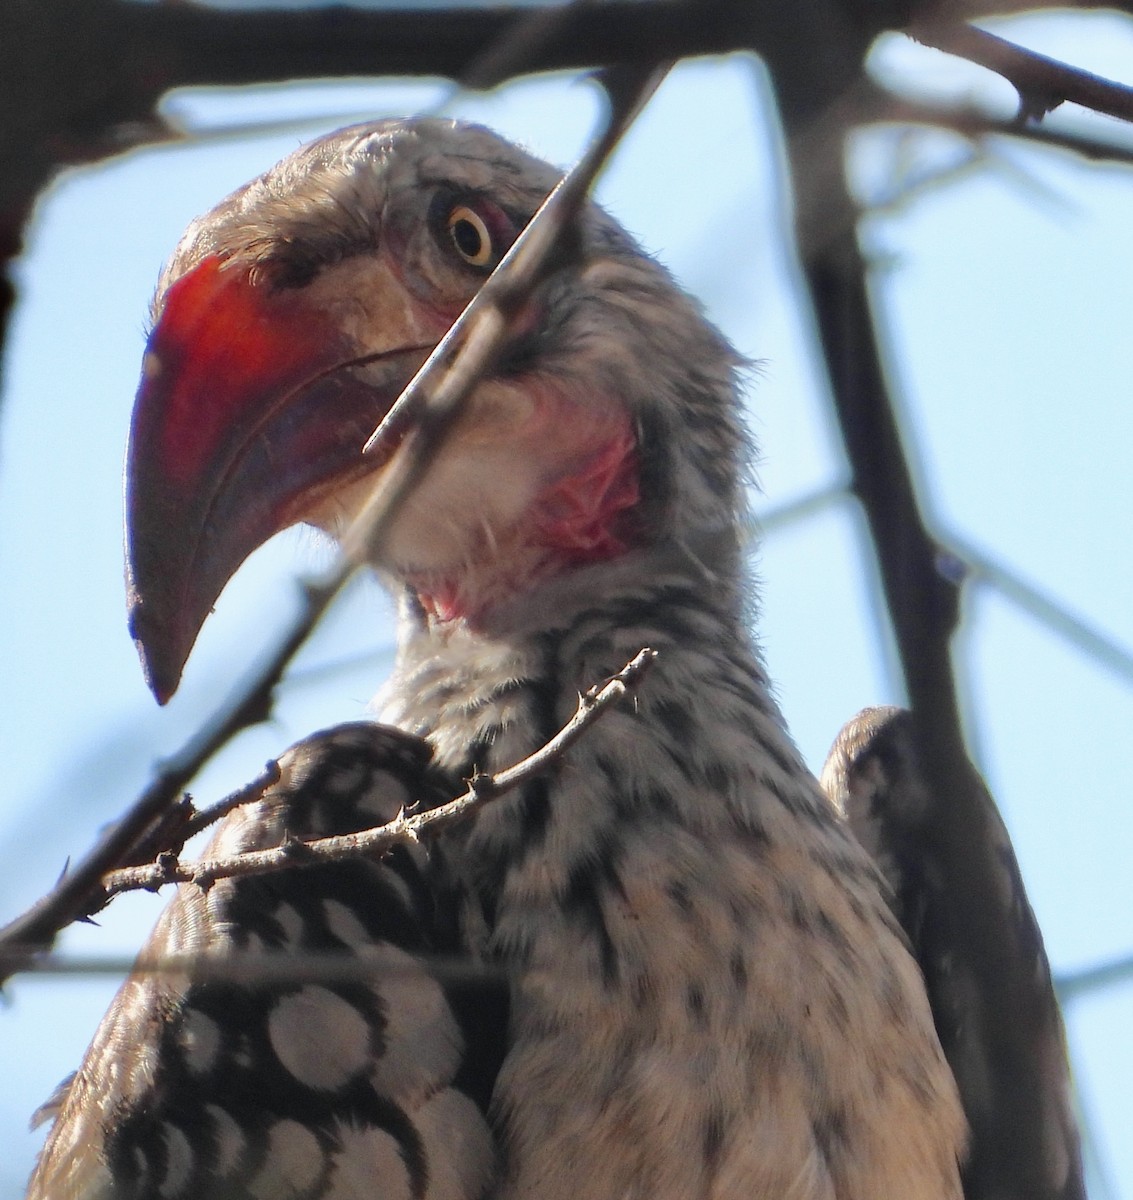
[27,119,1081,1200]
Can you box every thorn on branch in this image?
[390,808,421,843]
[181,760,282,843]
[155,852,180,888]
[1014,90,1062,127]
[467,771,498,802]
[279,834,310,860]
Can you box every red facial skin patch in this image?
[141,256,350,489]
[534,422,640,561]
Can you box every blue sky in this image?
[1,15,1131,1196]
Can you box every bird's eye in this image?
[446,206,495,268]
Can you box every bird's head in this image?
[127,119,746,703]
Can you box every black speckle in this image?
[666,878,695,919]
[634,782,680,821]
[737,817,770,848]
[704,761,733,794]
[593,752,623,784]
[686,982,707,1027]
[879,960,910,1022]
[562,848,622,988]
[825,984,851,1034]
[518,781,552,847]
[702,1107,726,1171]
[509,658,564,865]
[899,1057,938,1110]
[812,1107,849,1163]
[653,698,695,744]
[817,910,855,969]
[729,949,748,992]
[779,881,812,934]
[760,735,802,780]
[819,844,873,884]
[630,970,654,1008]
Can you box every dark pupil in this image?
[452,218,484,260]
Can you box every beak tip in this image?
[127,596,185,707]
[146,664,178,708]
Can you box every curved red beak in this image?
[126,256,427,703]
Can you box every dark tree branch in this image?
[913,21,1133,123]
[757,14,961,717]
[860,84,1133,169]
[760,24,1093,1193]
[798,175,964,728]
[1057,950,1133,1002]
[6,0,1133,406]
[175,760,284,848]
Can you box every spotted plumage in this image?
[32,726,502,1200]
[27,117,1072,1200]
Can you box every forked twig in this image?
[178,761,283,843]
[98,648,656,898]
[1,649,656,980]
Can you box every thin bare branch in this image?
[1056,951,1133,1002]
[456,0,601,93]
[950,532,1133,690]
[176,760,283,846]
[90,649,656,909]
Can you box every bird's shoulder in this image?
[28,722,501,1200]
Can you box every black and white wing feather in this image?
[29,724,503,1200]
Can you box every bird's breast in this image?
[385,605,965,1200]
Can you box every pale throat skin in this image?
[309,349,641,626]
[27,119,966,1200]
